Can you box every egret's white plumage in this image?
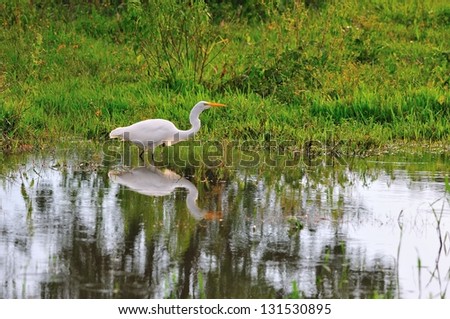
[109,100,226,157]
[109,166,212,220]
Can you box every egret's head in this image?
[190,101,227,124]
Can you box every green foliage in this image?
[121,0,228,86]
[1,103,20,138]
[0,0,449,152]
[287,280,303,298]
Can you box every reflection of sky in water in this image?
[1,168,124,298]
[347,171,449,298]
[0,156,448,298]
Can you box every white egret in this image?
[109,100,226,159]
[109,166,221,220]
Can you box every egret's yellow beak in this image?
[206,102,226,107]
[204,211,224,221]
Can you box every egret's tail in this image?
[109,127,126,139]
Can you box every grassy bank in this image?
[1,0,449,154]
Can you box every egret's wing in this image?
[112,119,179,149]
[109,167,176,196]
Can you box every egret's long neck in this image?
[179,179,204,220]
[178,103,205,141]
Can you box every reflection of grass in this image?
[396,210,404,298]
[396,194,450,298]
[427,196,450,298]
[314,241,397,298]
[198,272,206,299]
[287,216,304,235]
[445,176,450,194]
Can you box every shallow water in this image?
[0,144,449,298]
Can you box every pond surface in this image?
[0,143,449,298]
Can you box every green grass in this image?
[1,0,449,153]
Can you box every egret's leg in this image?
[151,150,155,165]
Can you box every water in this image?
[0,143,449,298]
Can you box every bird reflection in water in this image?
[108,166,221,221]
